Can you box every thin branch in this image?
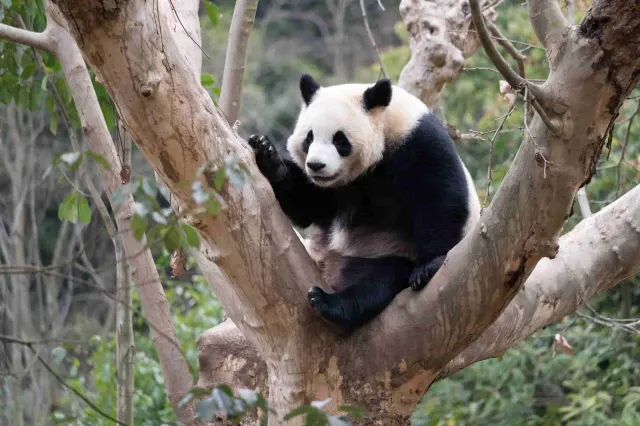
[0,336,128,426]
[616,100,640,198]
[469,0,557,133]
[219,0,259,124]
[576,188,592,217]
[482,103,517,211]
[0,23,53,52]
[166,0,210,59]
[359,0,388,78]
[527,0,569,49]
[488,21,526,78]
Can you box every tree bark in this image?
[397,0,497,108]
[0,7,197,424]
[43,0,640,423]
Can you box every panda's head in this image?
[287,74,392,187]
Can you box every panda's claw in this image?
[409,255,446,291]
[307,287,353,332]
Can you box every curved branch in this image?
[198,183,640,392]
[470,0,557,132]
[439,184,640,378]
[219,0,259,125]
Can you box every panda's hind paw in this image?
[410,255,446,291]
[307,287,354,334]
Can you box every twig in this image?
[616,100,640,198]
[523,86,550,178]
[360,0,388,78]
[576,188,592,217]
[219,0,259,124]
[487,21,526,78]
[482,103,517,211]
[0,336,128,425]
[469,0,558,134]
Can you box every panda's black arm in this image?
[248,135,334,228]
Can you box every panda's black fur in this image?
[247,75,478,332]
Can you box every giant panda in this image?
[246,74,480,332]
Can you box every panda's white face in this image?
[287,82,388,187]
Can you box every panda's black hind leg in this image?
[307,256,414,332]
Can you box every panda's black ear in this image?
[363,79,392,111]
[300,73,321,105]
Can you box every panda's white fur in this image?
[287,84,430,188]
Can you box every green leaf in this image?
[337,405,364,420]
[328,416,352,426]
[41,73,49,90]
[201,73,215,87]
[130,214,148,241]
[182,224,200,249]
[237,389,259,406]
[179,387,211,408]
[311,398,332,410]
[58,192,79,223]
[164,225,181,253]
[51,347,67,364]
[283,405,315,421]
[196,397,217,422]
[78,194,91,224]
[214,167,227,191]
[85,151,111,170]
[204,2,220,27]
[204,196,220,215]
[49,113,59,135]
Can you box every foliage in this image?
[413,314,640,426]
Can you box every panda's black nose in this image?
[306,161,326,172]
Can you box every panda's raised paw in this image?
[247,135,285,181]
[409,255,446,291]
[307,287,354,333]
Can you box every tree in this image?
[1,0,639,425]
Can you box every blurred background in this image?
[0,0,639,424]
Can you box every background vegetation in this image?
[0,0,638,424]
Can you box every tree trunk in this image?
[34,0,640,423]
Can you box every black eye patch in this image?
[302,130,313,153]
[332,131,352,157]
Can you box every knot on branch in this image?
[140,72,163,98]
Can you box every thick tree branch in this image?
[0,5,198,423]
[439,183,640,378]
[528,0,569,50]
[198,183,640,395]
[219,0,259,124]
[49,0,640,422]
[0,23,53,52]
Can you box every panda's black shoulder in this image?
[384,112,468,198]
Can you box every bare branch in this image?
[616,100,640,197]
[359,0,387,78]
[219,0,259,124]
[488,21,526,78]
[0,23,53,52]
[0,336,128,426]
[527,0,569,49]
[576,188,592,218]
[469,0,557,132]
[440,183,640,378]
